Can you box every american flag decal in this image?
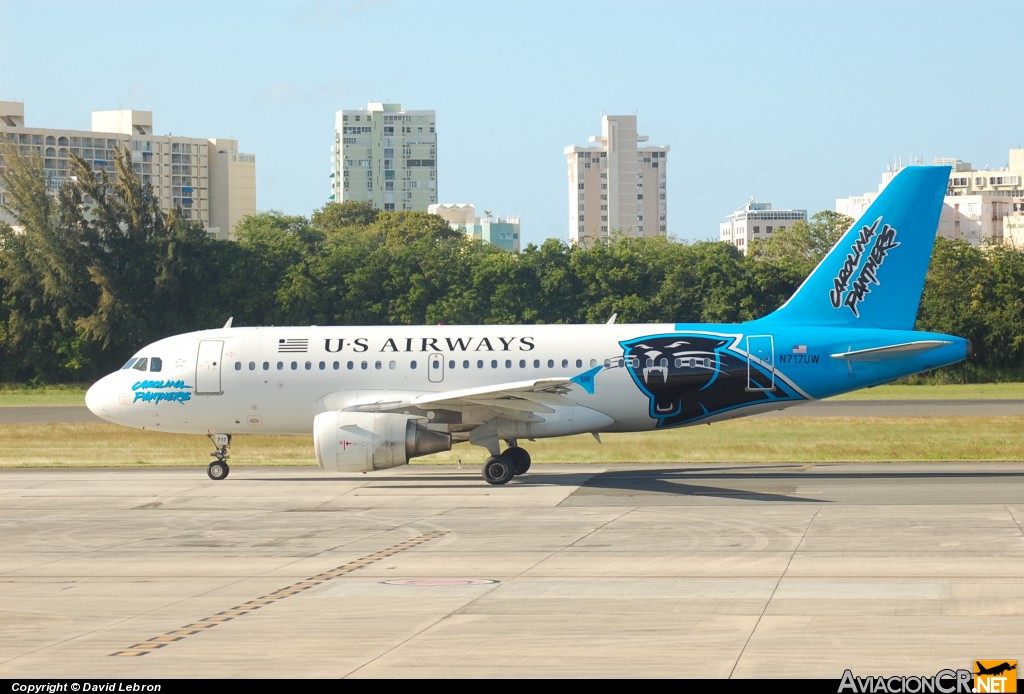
[277,338,309,353]
[792,345,807,354]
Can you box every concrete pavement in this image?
[1,463,1022,678]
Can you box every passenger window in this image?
[375,361,382,370]
[521,359,527,368]
[477,360,484,368]
[590,359,597,367]
[576,359,582,368]
[562,359,569,368]
[361,361,368,370]
[531,359,538,368]
[463,360,469,369]
[410,360,417,369]
[277,362,284,370]
[234,362,242,371]
[491,359,498,368]
[248,361,256,371]
[347,361,354,370]
[448,360,454,369]
[121,358,138,370]
[505,359,512,368]
[548,359,554,368]
[318,361,325,370]
[333,361,340,370]
[389,361,396,369]
[150,357,163,372]
[291,361,298,370]
[263,361,270,370]
[304,361,312,370]
[133,358,148,371]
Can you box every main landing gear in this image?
[207,433,231,480]
[482,441,531,486]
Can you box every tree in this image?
[234,211,322,325]
[751,210,853,271]
[311,200,379,232]
[977,244,1024,373]
[0,144,98,380]
[1,144,227,379]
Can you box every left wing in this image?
[344,378,580,422]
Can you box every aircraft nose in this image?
[85,378,112,420]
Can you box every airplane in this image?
[975,662,1016,677]
[85,165,969,485]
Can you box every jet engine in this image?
[313,411,452,472]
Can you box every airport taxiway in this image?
[1,462,1022,679]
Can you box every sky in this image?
[4,0,1023,248]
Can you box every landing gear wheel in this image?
[206,433,232,481]
[208,461,230,480]
[482,455,515,485]
[505,446,531,476]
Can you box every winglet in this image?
[222,317,234,329]
[571,365,603,395]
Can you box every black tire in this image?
[505,446,531,475]
[208,461,230,480]
[482,455,515,485]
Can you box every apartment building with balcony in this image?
[0,101,255,240]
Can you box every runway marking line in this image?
[110,530,448,657]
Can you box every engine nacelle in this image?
[313,411,452,472]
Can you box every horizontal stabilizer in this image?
[830,340,952,362]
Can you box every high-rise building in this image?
[0,101,256,240]
[720,200,807,254]
[331,102,437,212]
[565,114,668,244]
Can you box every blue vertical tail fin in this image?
[763,165,950,330]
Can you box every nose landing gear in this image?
[207,433,231,480]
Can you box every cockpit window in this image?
[132,358,149,371]
[150,357,162,372]
[121,358,138,370]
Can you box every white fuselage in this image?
[88,323,746,437]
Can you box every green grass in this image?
[0,384,89,407]
[829,382,1024,400]
[1,416,1021,468]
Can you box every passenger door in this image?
[195,340,224,395]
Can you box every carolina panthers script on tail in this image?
[86,166,968,484]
